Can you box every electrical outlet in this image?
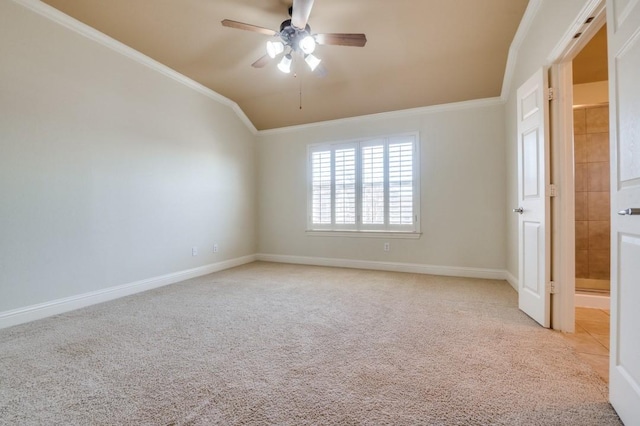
[192,247,198,256]
[213,244,219,253]
[384,242,390,252]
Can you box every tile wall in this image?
[574,105,610,287]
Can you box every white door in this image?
[516,68,551,328]
[607,0,640,422]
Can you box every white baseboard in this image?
[0,255,256,330]
[256,253,507,281]
[504,271,519,292]
[575,292,610,309]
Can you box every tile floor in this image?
[562,307,610,383]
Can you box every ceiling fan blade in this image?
[251,54,271,68]
[221,19,277,36]
[291,0,314,30]
[315,33,367,47]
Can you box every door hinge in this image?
[547,87,555,101]
[549,281,558,294]
[548,184,558,197]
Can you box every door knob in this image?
[513,207,524,214]
[618,208,640,216]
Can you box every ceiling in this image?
[573,24,608,84]
[41,0,529,130]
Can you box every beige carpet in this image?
[0,262,621,425]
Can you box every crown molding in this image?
[500,0,543,101]
[13,0,545,136]
[11,0,259,135]
[257,97,504,136]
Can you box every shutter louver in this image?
[335,148,356,224]
[389,142,414,225]
[311,150,332,224]
[362,145,385,224]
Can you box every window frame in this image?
[306,132,421,236]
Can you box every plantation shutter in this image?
[361,142,385,225]
[334,147,356,225]
[307,133,419,233]
[311,150,332,225]
[388,139,414,226]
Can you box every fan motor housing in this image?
[279,19,312,52]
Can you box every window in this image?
[308,133,419,234]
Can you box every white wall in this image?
[257,101,507,272]
[574,81,609,105]
[0,1,257,313]
[504,0,592,279]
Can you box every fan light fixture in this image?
[222,1,368,77]
[299,35,316,54]
[277,54,292,73]
[266,40,284,58]
[304,53,321,71]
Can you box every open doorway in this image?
[555,15,610,383]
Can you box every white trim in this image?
[256,253,507,281]
[500,0,543,101]
[258,98,504,136]
[546,0,606,64]
[550,62,577,333]
[0,255,257,329]
[504,271,519,292]
[575,292,610,309]
[545,1,606,333]
[10,0,258,135]
[305,230,421,239]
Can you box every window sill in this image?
[305,230,422,239]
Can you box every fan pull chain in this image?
[296,72,303,110]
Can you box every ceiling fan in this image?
[221,0,367,76]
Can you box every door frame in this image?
[546,0,607,332]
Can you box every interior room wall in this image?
[0,1,257,314]
[504,0,592,283]
[257,101,507,273]
[573,81,609,105]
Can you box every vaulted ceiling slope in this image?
[41,0,529,130]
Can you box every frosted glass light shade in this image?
[305,53,321,71]
[299,35,316,54]
[266,40,284,58]
[277,54,292,73]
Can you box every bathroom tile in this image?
[576,221,589,250]
[576,277,610,291]
[588,192,610,221]
[574,108,586,135]
[576,249,589,278]
[589,221,610,250]
[575,163,588,192]
[589,249,610,279]
[588,162,610,192]
[586,106,609,134]
[574,134,588,163]
[587,132,609,163]
[575,192,588,221]
[577,352,609,383]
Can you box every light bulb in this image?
[304,53,321,71]
[266,40,284,59]
[277,54,292,73]
[299,35,316,54]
